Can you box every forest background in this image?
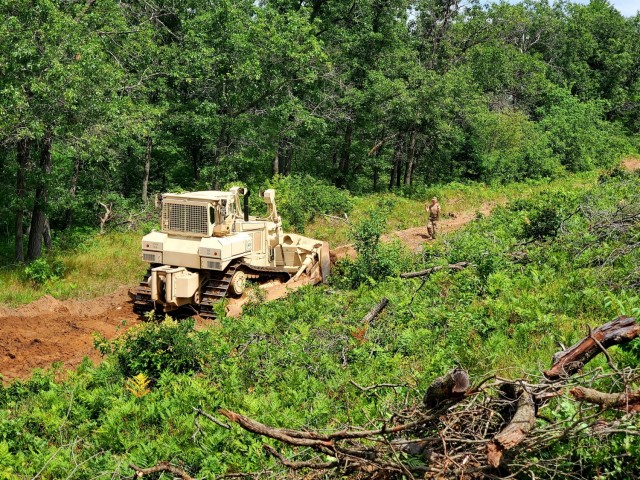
[1,0,639,263]
[1,0,640,478]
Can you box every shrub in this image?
[94,318,213,379]
[24,258,65,285]
[335,210,410,287]
[514,190,580,241]
[261,175,352,232]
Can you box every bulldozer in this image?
[133,187,330,318]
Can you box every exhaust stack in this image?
[243,189,250,221]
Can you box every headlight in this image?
[198,247,221,258]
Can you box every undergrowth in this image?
[0,169,639,478]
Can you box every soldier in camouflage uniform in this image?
[426,197,441,239]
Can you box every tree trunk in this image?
[43,217,52,250]
[142,136,152,204]
[544,316,640,380]
[27,132,52,261]
[191,144,201,181]
[283,146,293,176]
[272,148,280,176]
[388,161,397,190]
[389,133,404,190]
[64,156,81,229]
[395,134,404,188]
[338,122,353,186]
[15,138,30,263]
[404,130,417,185]
[273,136,290,176]
[373,165,379,191]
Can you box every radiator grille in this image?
[143,253,157,262]
[162,203,208,235]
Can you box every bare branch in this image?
[129,462,195,480]
[400,261,472,279]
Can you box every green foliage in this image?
[23,258,65,285]
[467,109,562,182]
[334,210,410,288]
[1,0,638,266]
[1,0,640,475]
[1,173,640,478]
[94,318,214,379]
[263,175,352,231]
[539,88,630,172]
[510,190,580,241]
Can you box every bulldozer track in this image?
[133,268,155,316]
[199,260,241,319]
[133,261,244,320]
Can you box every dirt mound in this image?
[622,157,640,172]
[0,287,140,383]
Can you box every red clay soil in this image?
[0,287,140,383]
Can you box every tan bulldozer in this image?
[133,187,330,318]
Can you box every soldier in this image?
[426,197,441,239]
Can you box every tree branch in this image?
[400,262,472,279]
[544,316,639,380]
[130,462,195,480]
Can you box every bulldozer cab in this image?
[160,190,245,238]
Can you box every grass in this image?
[0,231,147,307]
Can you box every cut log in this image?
[487,389,536,468]
[361,297,389,324]
[544,316,639,380]
[570,386,640,413]
[400,262,471,279]
[423,368,470,408]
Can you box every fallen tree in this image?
[544,316,640,380]
[135,316,640,478]
[400,261,472,279]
